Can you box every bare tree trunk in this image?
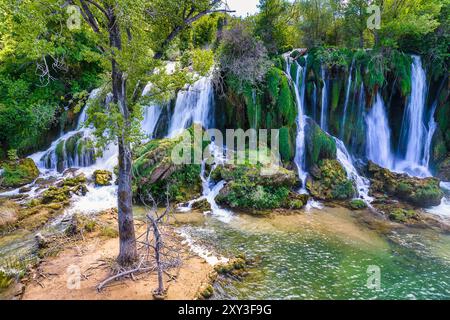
[109,8,137,266]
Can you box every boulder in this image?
[93,170,112,186]
[367,161,443,208]
[306,159,355,201]
[132,126,204,203]
[0,158,39,189]
[214,163,304,211]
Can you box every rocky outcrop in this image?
[213,163,307,211]
[367,161,443,208]
[306,159,355,201]
[0,158,39,189]
[132,127,203,203]
[304,118,337,169]
[93,170,112,186]
[436,155,450,181]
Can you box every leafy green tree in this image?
[255,0,295,55]
[1,0,225,266]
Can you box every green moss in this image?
[266,67,281,104]
[277,76,296,127]
[279,127,294,161]
[133,129,204,204]
[349,199,367,210]
[306,159,355,201]
[100,226,118,238]
[389,209,417,223]
[55,141,65,161]
[331,80,341,111]
[65,133,82,160]
[41,186,71,204]
[305,119,337,167]
[217,183,291,210]
[0,158,39,188]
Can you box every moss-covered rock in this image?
[0,158,39,189]
[368,161,443,208]
[349,199,367,210]
[212,163,302,211]
[306,159,355,201]
[304,118,337,169]
[191,199,212,212]
[133,126,203,204]
[41,186,71,204]
[93,170,113,186]
[389,208,419,223]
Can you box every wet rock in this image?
[367,161,443,208]
[93,170,113,186]
[192,199,211,212]
[41,186,71,204]
[19,186,32,194]
[35,233,48,248]
[306,159,355,201]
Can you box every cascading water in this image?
[423,101,438,168]
[340,60,354,139]
[141,83,163,140]
[285,55,308,187]
[365,92,395,169]
[167,76,215,138]
[177,142,232,223]
[32,89,102,173]
[396,56,433,177]
[335,138,373,203]
[320,66,328,132]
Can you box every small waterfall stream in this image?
[335,138,373,203]
[320,66,328,131]
[167,76,215,138]
[285,55,308,187]
[396,56,431,177]
[340,60,354,139]
[366,92,395,169]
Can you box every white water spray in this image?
[366,93,394,169]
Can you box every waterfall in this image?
[177,143,232,223]
[340,60,354,139]
[33,89,102,173]
[167,76,215,138]
[366,92,394,169]
[141,83,163,139]
[423,101,438,168]
[396,56,432,177]
[285,54,308,187]
[320,66,328,131]
[335,138,373,203]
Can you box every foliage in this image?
[217,22,272,90]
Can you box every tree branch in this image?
[153,6,235,60]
